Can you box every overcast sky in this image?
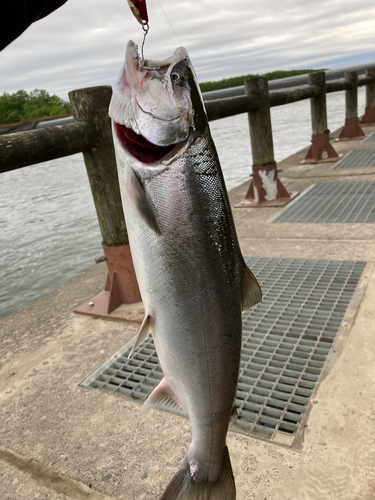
[1,0,375,100]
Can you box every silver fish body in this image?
[109,41,261,500]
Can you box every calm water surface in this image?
[0,89,366,319]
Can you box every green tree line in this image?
[199,69,325,93]
[0,89,71,124]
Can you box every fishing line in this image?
[126,0,150,61]
[155,0,183,47]
[126,0,183,61]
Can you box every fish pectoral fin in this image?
[128,168,161,235]
[129,314,152,358]
[142,377,186,415]
[230,406,238,422]
[121,333,139,357]
[242,263,262,310]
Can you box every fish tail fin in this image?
[160,446,235,500]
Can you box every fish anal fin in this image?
[128,168,161,235]
[242,263,262,310]
[230,405,238,422]
[129,314,152,358]
[142,377,186,416]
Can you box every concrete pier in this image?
[1,126,375,500]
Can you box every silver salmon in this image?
[109,41,262,500]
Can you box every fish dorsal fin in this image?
[142,377,186,416]
[128,168,161,235]
[242,263,262,311]
[129,314,152,358]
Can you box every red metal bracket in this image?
[235,163,299,208]
[336,117,365,141]
[74,244,144,323]
[299,133,343,164]
[360,107,375,126]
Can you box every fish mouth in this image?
[114,122,177,164]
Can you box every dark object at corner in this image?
[1,0,68,51]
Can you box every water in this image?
[0,156,103,319]
[0,89,366,320]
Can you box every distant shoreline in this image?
[199,69,324,93]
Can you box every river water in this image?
[0,89,366,320]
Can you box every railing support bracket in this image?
[300,133,343,164]
[235,76,298,208]
[336,117,365,141]
[69,86,142,323]
[360,69,375,126]
[301,73,342,164]
[235,163,299,208]
[336,72,365,141]
[74,244,143,323]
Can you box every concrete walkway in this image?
[1,126,375,500]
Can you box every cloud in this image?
[0,0,374,100]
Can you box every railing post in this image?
[235,76,298,208]
[300,72,341,164]
[69,86,142,323]
[361,69,375,125]
[336,72,365,140]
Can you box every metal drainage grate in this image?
[362,133,375,144]
[334,149,375,169]
[82,258,366,447]
[270,181,375,223]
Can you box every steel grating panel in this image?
[362,133,375,144]
[334,149,375,169]
[82,258,366,446]
[270,181,375,223]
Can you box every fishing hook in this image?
[141,22,149,63]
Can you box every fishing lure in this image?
[127,0,149,60]
[127,0,149,25]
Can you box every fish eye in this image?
[171,72,181,82]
